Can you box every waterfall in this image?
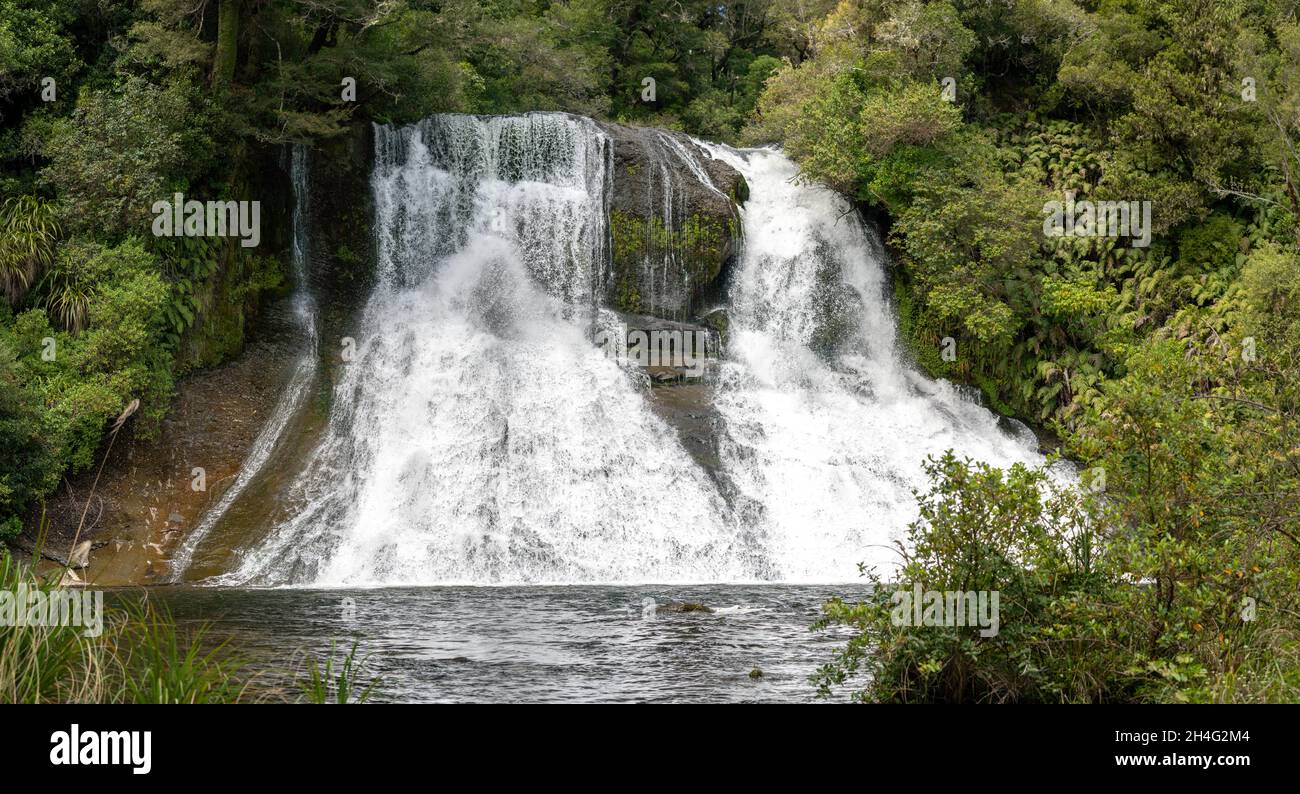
[701,144,1047,579]
[170,145,320,580]
[199,115,1050,587]
[220,113,746,586]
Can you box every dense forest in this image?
[2,0,1299,702]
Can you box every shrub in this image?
[814,452,1145,703]
[40,76,189,239]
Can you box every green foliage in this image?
[814,453,1140,703]
[459,0,614,120]
[154,234,221,348]
[601,0,793,141]
[299,640,379,704]
[116,0,785,142]
[0,238,171,529]
[110,596,249,704]
[817,439,1300,702]
[0,0,81,105]
[40,76,191,238]
[771,0,1300,702]
[1064,327,1300,701]
[1039,276,1116,318]
[858,82,963,162]
[756,0,1300,431]
[0,195,60,305]
[0,329,55,521]
[0,547,250,703]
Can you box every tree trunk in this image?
[213,0,239,87]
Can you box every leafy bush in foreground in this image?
[814,453,1144,703]
[816,447,1300,703]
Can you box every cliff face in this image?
[598,122,747,323]
[305,123,378,348]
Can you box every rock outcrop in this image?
[598,122,747,323]
[305,123,379,345]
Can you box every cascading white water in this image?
[207,116,1050,587]
[701,144,1046,579]
[170,145,320,579]
[221,114,747,586]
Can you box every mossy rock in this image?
[656,601,713,614]
[698,307,729,347]
[601,121,746,322]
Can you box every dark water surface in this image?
[136,584,869,703]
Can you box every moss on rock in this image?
[601,121,746,323]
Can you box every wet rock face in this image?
[598,122,747,323]
[34,302,310,585]
[308,123,378,345]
